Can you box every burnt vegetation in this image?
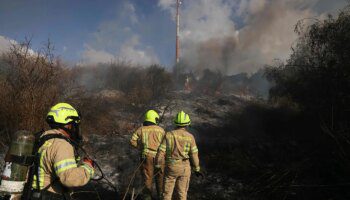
[0,4,349,200]
[262,7,350,199]
[176,5,350,200]
[0,39,67,138]
[193,6,350,200]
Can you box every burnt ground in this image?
[77,91,251,199]
[9,91,345,200]
[0,91,253,199]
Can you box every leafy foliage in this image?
[254,5,350,199]
[266,8,350,127]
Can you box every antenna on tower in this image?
[175,0,181,64]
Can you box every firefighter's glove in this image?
[194,171,204,179]
[83,157,95,168]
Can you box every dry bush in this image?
[62,66,117,136]
[194,69,223,95]
[77,62,173,107]
[0,39,67,140]
[69,63,173,137]
[124,65,173,106]
[8,60,174,137]
[145,65,173,99]
[66,94,116,136]
[126,86,152,107]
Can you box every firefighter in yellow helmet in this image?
[30,103,95,200]
[155,111,203,200]
[130,110,165,200]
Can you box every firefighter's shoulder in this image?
[177,129,195,141]
[51,137,72,147]
[48,138,75,162]
[157,125,165,132]
[151,125,165,132]
[40,133,74,154]
[41,130,73,148]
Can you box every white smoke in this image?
[81,44,115,64]
[0,35,14,54]
[119,35,159,65]
[159,0,347,74]
[0,35,37,56]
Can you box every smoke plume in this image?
[158,0,346,75]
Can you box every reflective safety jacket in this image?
[156,128,200,172]
[130,125,165,158]
[32,129,94,194]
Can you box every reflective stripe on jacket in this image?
[156,128,200,172]
[130,125,165,157]
[32,129,94,194]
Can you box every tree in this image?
[0,39,67,138]
[260,6,350,198]
[266,6,350,130]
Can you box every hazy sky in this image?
[0,0,347,73]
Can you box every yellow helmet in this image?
[46,103,81,125]
[174,111,191,126]
[144,110,160,124]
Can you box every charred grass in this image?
[189,101,350,199]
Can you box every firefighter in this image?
[30,103,95,200]
[155,111,203,200]
[130,110,165,200]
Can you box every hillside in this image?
[80,91,250,199]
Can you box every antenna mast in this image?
[175,0,180,64]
